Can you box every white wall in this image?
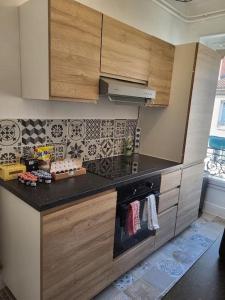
[204,176,225,219]
[139,43,197,163]
[77,0,187,45]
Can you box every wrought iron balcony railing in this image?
[205,147,225,178]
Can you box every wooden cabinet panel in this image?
[160,170,182,193]
[175,163,204,235]
[42,190,117,300]
[183,44,221,164]
[112,235,155,280]
[101,15,151,81]
[147,37,175,106]
[49,0,102,101]
[155,206,177,250]
[158,188,179,213]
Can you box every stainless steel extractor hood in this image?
[99,77,156,105]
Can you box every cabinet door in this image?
[49,0,102,101]
[183,44,221,164]
[101,15,151,82]
[175,163,204,235]
[147,37,175,106]
[155,206,177,250]
[42,190,117,300]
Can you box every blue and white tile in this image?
[124,279,162,300]
[94,286,130,300]
[131,261,152,280]
[141,265,176,292]
[113,272,136,291]
[0,119,21,147]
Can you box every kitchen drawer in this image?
[158,188,179,213]
[155,206,177,250]
[160,170,181,193]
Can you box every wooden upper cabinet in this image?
[101,15,151,82]
[49,0,102,101]
[148,37,175,106]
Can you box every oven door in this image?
[113,193,159,258]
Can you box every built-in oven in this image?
[114,174,161,258]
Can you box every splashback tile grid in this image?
[0,119,138,164]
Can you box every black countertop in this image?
[0,154,181,212]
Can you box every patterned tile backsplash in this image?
[0,119,138,164]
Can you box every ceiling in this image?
[153,0,225,22]
[0,0,27,6]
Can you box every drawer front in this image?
[155,206,177,250]
[160,170,182,193]
[158,188,179,213]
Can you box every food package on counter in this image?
[18,172,38,187]
[31,170,52,184]
[34,146,54,161]
[0,163,26,181]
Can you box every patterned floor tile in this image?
[86,119,101,140]
[0,119,21,147]
[66,141,85,160]
[101,120,114,139]
[94,286,130,300]
[124,279,162,300]
[20,119,46,146]
[114,120,127,138]
[0,147,21,164]
[114,272,136,291]
[68,120,85,142]
[84,139,101,161]
[141,266,176,291]
[131,261,152,280]
[100,138,114,158]
[46,120,67,144]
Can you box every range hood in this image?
[99,77,156,105]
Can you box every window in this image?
[218,101,225,126]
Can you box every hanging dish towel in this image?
[146,194,160,230]
[126,200,141,236]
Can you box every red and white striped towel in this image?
[126,200,141,236]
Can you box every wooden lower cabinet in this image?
[42,190,117,300]
[175,163,204,235]
[155,206,177,250]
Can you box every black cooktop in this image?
[84,154,180,180]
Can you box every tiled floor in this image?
[94,213,225,300]
[0,214,224,300]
